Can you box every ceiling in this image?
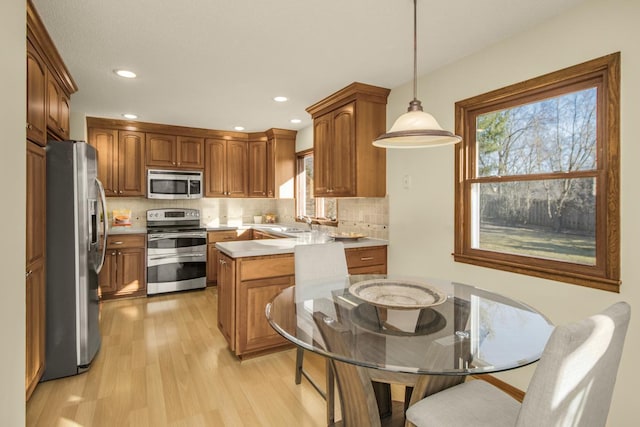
[33,0,587,133]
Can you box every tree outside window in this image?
[454,53,620,292]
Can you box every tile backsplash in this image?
[106,197,279,227]
[106,196,389,240]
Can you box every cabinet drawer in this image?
[106,234,146,249]
[240,254,294,281]
[208,230,240,243]
[345,246,387,269]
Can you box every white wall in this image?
[387,0,637,425]
[295,124,313,152]
[0,0,26,424]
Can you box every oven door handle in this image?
[147,254,206,268]
[148,253,206,260]
[148,233,206,241]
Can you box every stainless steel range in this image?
[146,208,207,295]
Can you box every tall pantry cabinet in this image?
[25,0,78,400]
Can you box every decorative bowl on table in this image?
[348,278,447,309]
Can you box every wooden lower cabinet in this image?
[207,229,252,285]
[217,252,235,349]
[25,258,45,400]
[237,275,294,355]
[99,234,146,300]
[345,246,388,275]
[217,245,387,358]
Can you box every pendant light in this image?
[373,0,461,148]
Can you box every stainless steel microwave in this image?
[147,169,203,199]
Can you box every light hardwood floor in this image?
[26,288,329,426]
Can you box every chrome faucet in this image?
[298,215,314,231]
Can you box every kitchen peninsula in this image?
[214,230,388,359]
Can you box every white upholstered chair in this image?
[405,301,631,427]
[293,242,349,420]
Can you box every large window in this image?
[454,53,620,292]
[296,149,337,223]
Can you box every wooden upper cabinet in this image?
[265,129,296,199]
[26,41,47,146]
[246,130,296,199]
[88,126,145,197]
[205,139,227,197]
[146,134,204,169]
[227,140,248,197]
[329,103,356,196]
[118,130,145,196]
[46,74,70,140]
[88,128,118,195]
[248,140,268,197]
[59,93,70,138]
[46,76,59,131]
[205,138,248,197]
[306,82,389,197]
[84,117,295,200]
[177,136,204,169]
[312,115,332,195]
[146,133,177,168]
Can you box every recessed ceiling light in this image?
[122,113,138,119]
[290,119,301,124]
[114,69,137,79]
[273,96,288,102]
[234,126,245,131]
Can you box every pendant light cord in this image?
[413,0,418,102]
[408,0,422,112]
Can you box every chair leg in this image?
[326,359,335,425]
[404,386,414,411]
[295,347,304,385]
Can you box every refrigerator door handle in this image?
[95,178,109,274]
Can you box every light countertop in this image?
[216,234,388,258]
[108,225,147,235]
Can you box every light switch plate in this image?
[402,174,411,189]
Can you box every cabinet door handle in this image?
[360,257,374,261]
[25,270,33,279]
[26,123,33,130]
[111,252,117,256]
[119,190,123,194]
[112,241,124,245]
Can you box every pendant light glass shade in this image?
[373,103,462,148]
[373,0,461,149]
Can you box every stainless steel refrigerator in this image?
[43,140,108,381]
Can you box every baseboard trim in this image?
[472,374,525,402]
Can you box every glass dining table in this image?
[266,274,554,427]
